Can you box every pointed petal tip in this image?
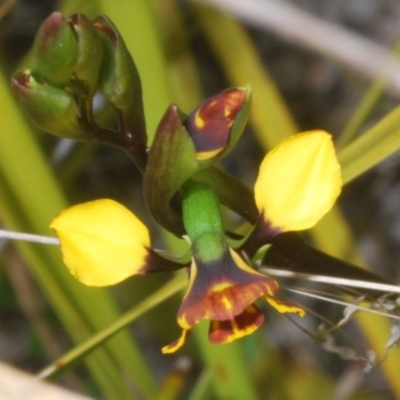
[265,296,306,317]
[255,130,342,232]
[162,329,190,354]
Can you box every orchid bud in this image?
[67,13,103,93]
[186,87,251,163]
[31,12,103,93]
[31,12,78,86]
[93,15,144,115]
[11,70,90,139]
[92,15,147,157]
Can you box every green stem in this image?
[181,180,260,400]
[181,180,227,262]
[182,180,224,240]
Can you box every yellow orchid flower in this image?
[50,130,341,354]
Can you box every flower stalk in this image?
[181,180,227,259]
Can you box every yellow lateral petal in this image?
[254,131,342,231]
[162,329,190,354]
[50,199,150,286]
[265,296,305,317]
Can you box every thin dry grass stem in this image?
[286,287,400,322]
[283,298,377,369]
[0,229,59,245]
[262,266,400,294]
[192,0,400,96]
[281,283,400,370]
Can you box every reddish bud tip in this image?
[11,70,32,94]
[37,12,64,53]
[93,18,118,45]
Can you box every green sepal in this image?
[93,15,147,169]
[67,13,104,95]
[11,70,90,139]
[144,105,199,236]
[31,12,78,86]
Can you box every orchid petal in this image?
[254,130,342,231]
[162,329,191,354]
[209,304,264,344]
[177,249,278,329]
[265,296,305,317]
[50,199,150,286]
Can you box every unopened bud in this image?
[31,12,103,93]
[67,13,103,93]
[12,70,90,139]
[186,87,251,163]
[31,12,78,85]
[93,15,144,120]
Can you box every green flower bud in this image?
[12,70,90,139]
[93,15,142,111]
[93,15,146,134]
[67,13,103,94]
[31,12,78,86]
[31,12,103,94]
[92,14,147,168]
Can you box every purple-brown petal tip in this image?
[209,304,265,344]
[177,249,278,329]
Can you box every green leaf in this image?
[339,104,400,184]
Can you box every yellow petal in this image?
[254,131,342,231]
[162,329,190,354]
[265,296,306,317]
[50,199,150,286]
